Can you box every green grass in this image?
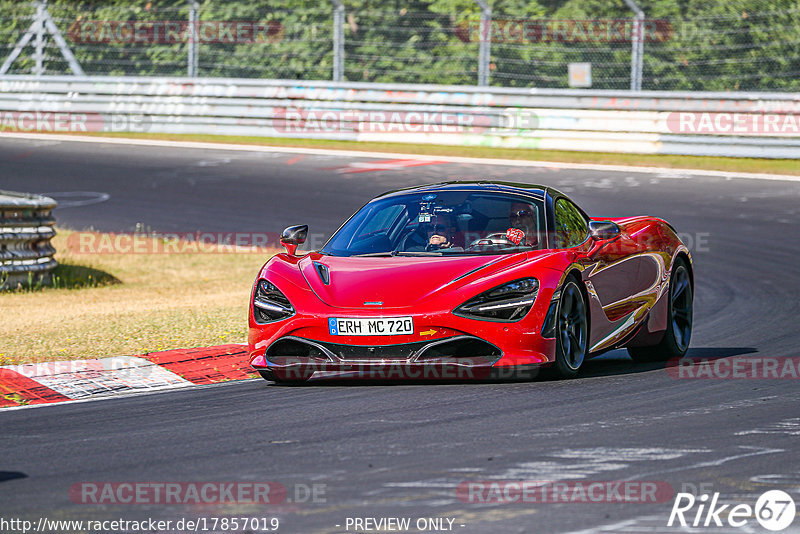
[74,131,800,176]
[0,229,273,365]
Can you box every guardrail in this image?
[0,190,57,290]
[1,75,799,158]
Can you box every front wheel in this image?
[552,279,589,379]
[628,257,693,362]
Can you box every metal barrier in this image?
[0,75,798,158]
[0,190,57,290]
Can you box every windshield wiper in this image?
[352,251,397,257]
[352,250,456,257]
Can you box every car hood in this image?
[297,252,531,309]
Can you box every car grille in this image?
[265,336,501,364]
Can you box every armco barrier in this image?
[0,75,798,158]
[0,191,57,290]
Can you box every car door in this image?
[552,197,651,353]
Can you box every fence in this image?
[0,1,798,92]
[1,75,798,158]
[0,190,57,290]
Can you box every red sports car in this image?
[248,181,693,382]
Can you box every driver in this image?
[508,202,537,246]
[426,213,456,250]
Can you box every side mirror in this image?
[280,225,308,256]
[589,220,620,241]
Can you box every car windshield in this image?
[321,191,545,257]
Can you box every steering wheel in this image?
[396,227,425,252]
[468,232,515,249]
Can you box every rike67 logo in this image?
[668,490,796,531]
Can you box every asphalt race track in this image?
[2,137,800,533]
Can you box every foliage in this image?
[0,0,796,90]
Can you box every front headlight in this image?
[253,279,295,323]
[453,278,538,322]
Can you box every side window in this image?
[553,198,589,248]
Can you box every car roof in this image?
[374,180,560,202]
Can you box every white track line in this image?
[4,132,800,182]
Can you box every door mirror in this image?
[589,220,620,241]
[280,225,308,256]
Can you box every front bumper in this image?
[250,315,556,380]
[249,265,561,380]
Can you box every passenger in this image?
[508,202,537,247]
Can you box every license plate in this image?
[328,317,414,336]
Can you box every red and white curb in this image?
[0,344,256,409]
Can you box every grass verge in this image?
[72,131,800,176]
[0,229,272,365]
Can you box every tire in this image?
[258,369,277,381]
[552,278,589,379]
[628,257,693,362]
[258,369,309,384]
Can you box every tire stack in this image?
[0,190,57,290]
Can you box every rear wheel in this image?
[628,257,693,362]
[552,279,588,379]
